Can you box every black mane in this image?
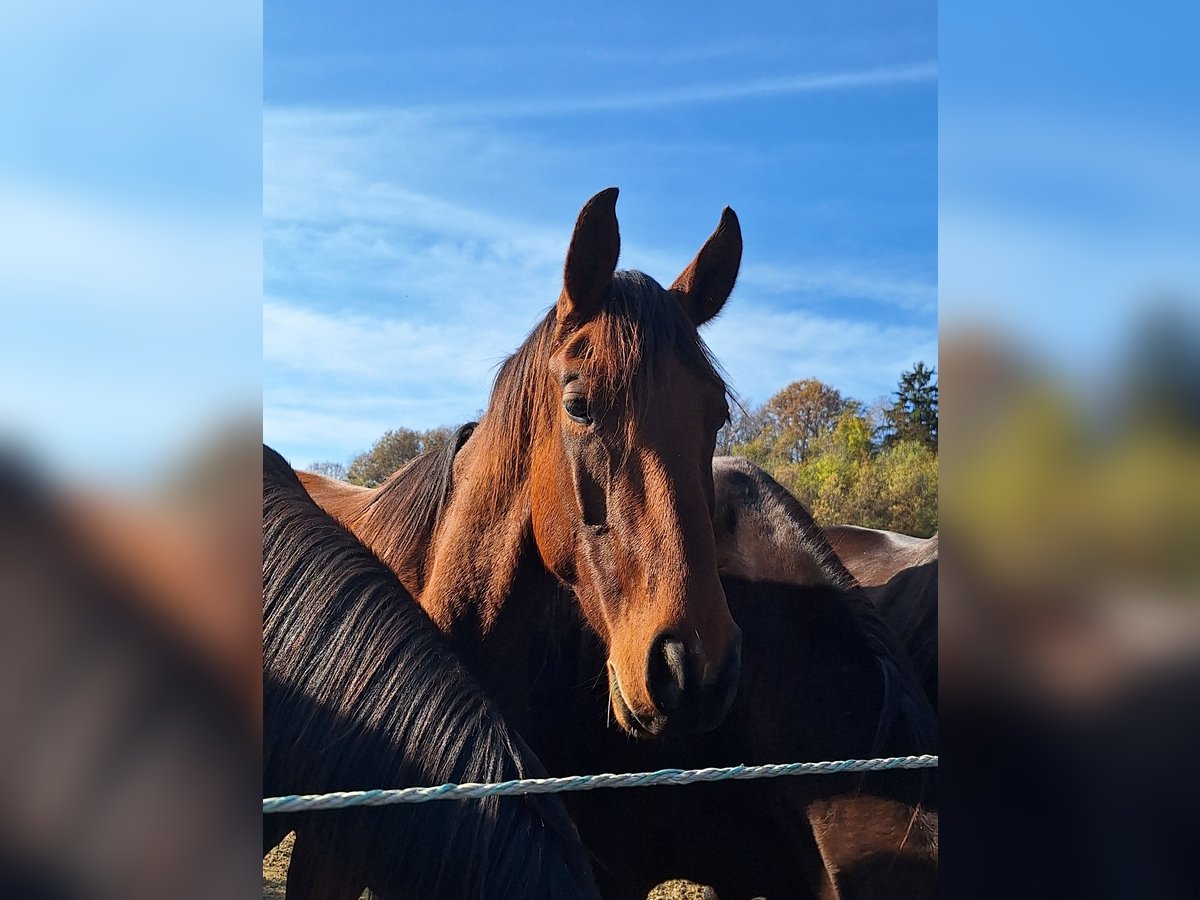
[262,445,597,900]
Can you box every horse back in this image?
[295,468,372,525]
[826,525,938,587]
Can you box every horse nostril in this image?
[646,633,689,715]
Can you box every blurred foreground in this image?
[941,320,1200,898]
[1,0,261,893]
[0,430,262,899]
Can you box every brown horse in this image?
[712,455,858,590]
[301,187,744,738]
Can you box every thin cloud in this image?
[264,297,517,384]
[741,261,937,314]
[290,39,759,72]
[300,60,938,119]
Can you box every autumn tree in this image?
[762,379,851,463]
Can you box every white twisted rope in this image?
[264,754,937,813]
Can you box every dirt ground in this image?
[262,831,717,899]
[261,832,292,900]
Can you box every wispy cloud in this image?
[264,297,516,385]
[264,296,506,463]
[313,60,938,119]
[518,60,938,115]
[287,39,761,73]
[741,261,937,314]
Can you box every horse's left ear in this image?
[671,207,742,327]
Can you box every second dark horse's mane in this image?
[262,446,598,900]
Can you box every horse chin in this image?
[608,669,668,739]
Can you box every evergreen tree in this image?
[883,362,938,452]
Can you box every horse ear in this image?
[558,187,620,328]
[671,207,742,327]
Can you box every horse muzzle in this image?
[611,624,742,738]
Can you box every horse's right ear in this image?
[558,187,620,328]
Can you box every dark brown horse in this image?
[263,445,599,900]
[712,456,939,711]
[553,573,938,900]
[712,455,858,590]
[711,455,938,591]
[301,187,745,739]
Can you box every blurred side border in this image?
[940,1,1200,897]
[0,1,262,898]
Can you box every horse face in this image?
[530,189,744,737]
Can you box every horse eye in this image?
[564,395,592,425]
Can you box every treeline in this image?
[717,363,937,536]
[307,426,455,488]
[308,363,937,536]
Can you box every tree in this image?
[882,362,938,452]
[762,379,850,463]
[822,406,874,458]
[306,461,348,481]
[347,427,454,487]
[715,399,769,456]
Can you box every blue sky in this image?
[264,1,937,467]
[939,0,1200,387]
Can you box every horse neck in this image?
[356,498,431,599]
[418,431,554,662]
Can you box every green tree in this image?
[768,402,938,536]
[347,426,454,487]
[873,439,939,535]
[882,362,938,452]
[818,404,874,458]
